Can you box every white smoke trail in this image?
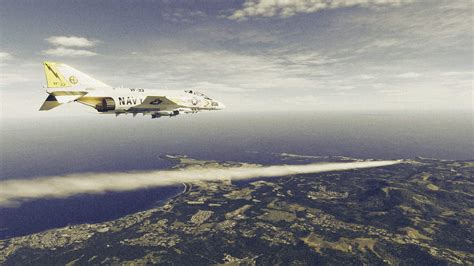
[0,160,401,206]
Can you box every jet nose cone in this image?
[210,100,225,110]
[217,101,225,110]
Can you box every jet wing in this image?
[128,96,179,112]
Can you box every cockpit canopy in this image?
[185,90,211,99]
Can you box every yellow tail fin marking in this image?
[43,62,72,88]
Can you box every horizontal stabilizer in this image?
[39,95,62,111]
[54,94,84,104]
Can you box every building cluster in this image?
[307,185,349,200]
[190,210,214,225]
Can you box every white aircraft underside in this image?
[40,62,225,118]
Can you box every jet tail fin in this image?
[41,61,109,111]
[43,61,110,89]
[39,95,62,111]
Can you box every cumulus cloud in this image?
[0,160,401,207]
[46,36,97,47]
[43,36,99,57]
[42,47,97,57]
[229,0,413,20]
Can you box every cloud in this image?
[119,46,353,111]
[46,36,97,47]
[355,38,403,54]
[42,47,97,57]
[394,72,420,78]
[352,1,472,52]
[0,52,12,61]
[275,51,349,66]
[282,95,319,106]
[441,71,474,76]
[0,61,39,86]
[229,0,413,20]
[0,160,401,206]
[162,9,207,23]
[0,72,34,86]
[0,52,13,67]
[43,36,100,57]
[125,47,332,92]
[190,27,278,44]
[192,81,252,93]
[377,89,406,96]
[357,74,376,80]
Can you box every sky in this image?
[0,0,472,118]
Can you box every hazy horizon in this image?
[1,111,472,183]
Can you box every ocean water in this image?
[0,111,472,238]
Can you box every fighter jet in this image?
[39,62,225,118]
